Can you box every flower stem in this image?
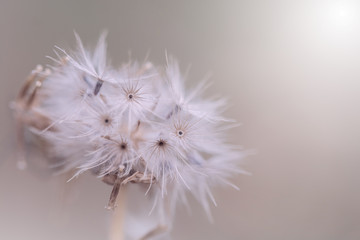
[109,186,126,240]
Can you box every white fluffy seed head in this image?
[17,33,246,227]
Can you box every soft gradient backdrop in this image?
[1,0,360,239]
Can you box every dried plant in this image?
[13,33,247,239]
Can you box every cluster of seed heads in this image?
[14,33,245,232]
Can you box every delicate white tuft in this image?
[15,33,247,230]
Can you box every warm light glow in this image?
[327,2,355,28]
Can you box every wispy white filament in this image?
[21,33,247,227]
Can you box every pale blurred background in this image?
[1,0,360,239]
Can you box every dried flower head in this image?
[13,33,247,239]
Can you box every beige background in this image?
[1,0,360,239]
